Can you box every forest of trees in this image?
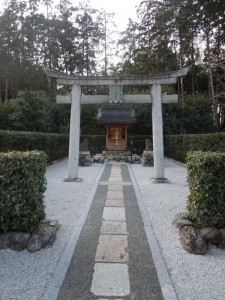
[0,0,225,134]
[118,0,225,123]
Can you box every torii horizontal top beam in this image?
[46,68,188,86]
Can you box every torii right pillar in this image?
[151,83,169,183]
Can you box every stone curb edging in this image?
[127,163,178,300]
[42,163,106,300]
[48,157,68,166]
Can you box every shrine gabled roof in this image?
[97,104,136,124]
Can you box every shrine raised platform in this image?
[93,150,141,164]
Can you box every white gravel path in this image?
[0,159,104,300]
[130,159,225,300]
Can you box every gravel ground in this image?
[130,159,225,300]
[0,159,104,300]
[1,158,225,300]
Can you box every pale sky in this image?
[88,0,140,31]
[0,0,141,32]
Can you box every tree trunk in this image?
[205,22,217,123]
[179,35,184,106]
[191,34,196,97]
[5,79,8,101]
[0,80,2,102]
[104,12,107,75]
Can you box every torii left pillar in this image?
[151,84,169,183]
[64,84,82,182]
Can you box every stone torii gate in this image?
[46,69,188,183]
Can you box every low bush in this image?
[127,135,152,155]
[164,132,225,162]
[0,130,69,162]
[81,135,105,154]
[0,151,48,232]
[186,151,225,228]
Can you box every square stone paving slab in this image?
[99,299,123,300]
[109,174,122,176]
[101,221,127,235]
[108,177,122,181]
[103,207,126,222]
[106,196,124,201]
[108,177,122,182]
[108,185,123,191]
[99,181,131,186]
[91,263,130,297]
[106,191,124,200]
[110,173,122,176]
[105,200,124,207]
[95,235,129,263]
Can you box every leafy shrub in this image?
[0,99,18,130]
[0,91,71,134]
[9,90,54,132]
[0,151,48,232]
[162,103,183,134]
[182,94,216,134]
[164,134,184,161]
[186,151,225,228]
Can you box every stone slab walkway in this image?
[56,163,165,300]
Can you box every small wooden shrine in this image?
[97,84,136,151]
[97,104,136,151]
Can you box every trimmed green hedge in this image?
[0,130,69,162]
[186,151,225,228]
[82,133,225,159]
[164,132,225,162]
[127,135,152,154]
[0,151,48,232]
[3,130,224,164]
[81,135,105,154]
[0,130,151,161]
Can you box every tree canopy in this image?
[0,0,224,131]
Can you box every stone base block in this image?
[151,177,170,184]
[141,152,154,167]
[79,152,92,166]
[64,177,83,182]
[93,154,105,163]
